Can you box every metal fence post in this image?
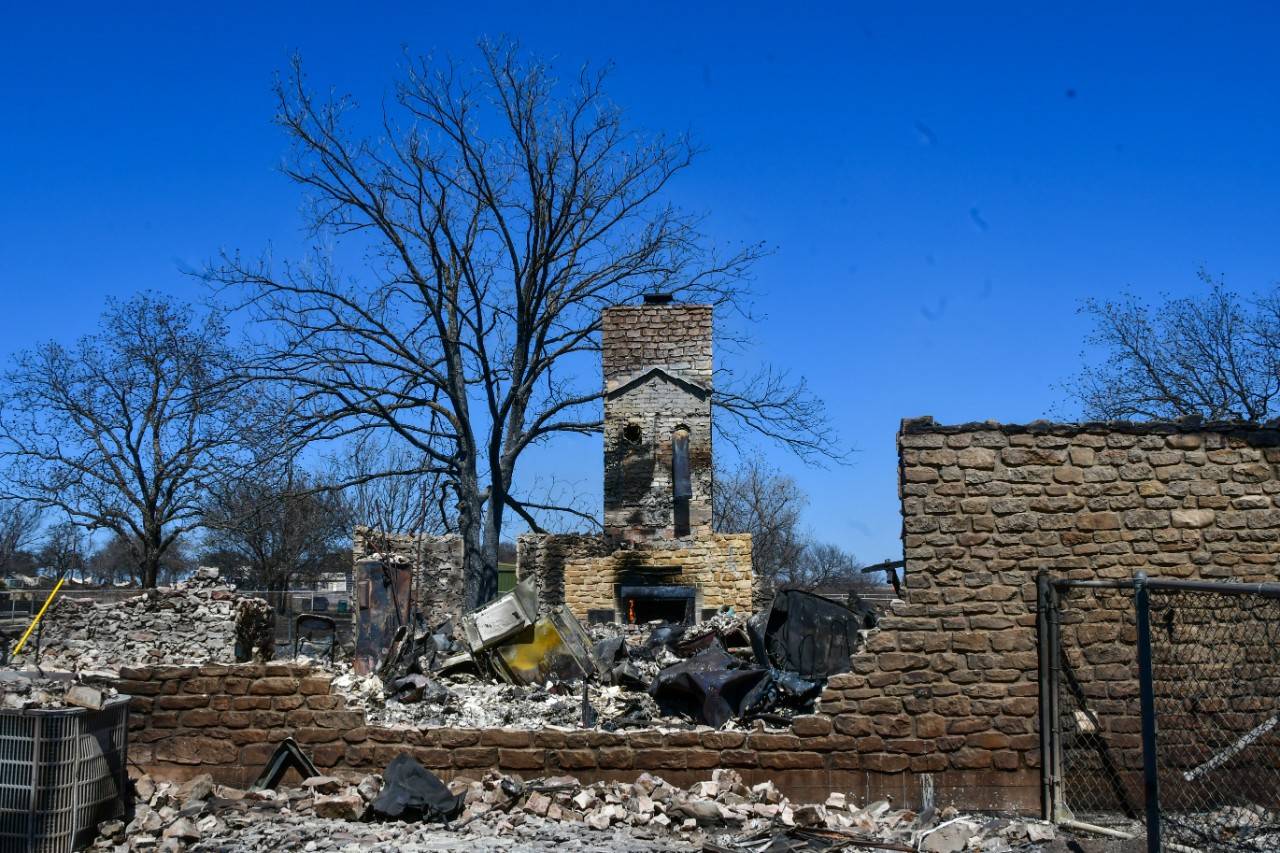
[1134,571,1160,853]
[1037,570,1055,821]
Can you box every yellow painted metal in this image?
[495,620,568,684]
[12,576,66,656]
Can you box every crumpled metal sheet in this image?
[370,753,464,822]
[648,641,769,727]
[750,589,875,681]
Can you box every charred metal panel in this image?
[353,557,413,675]
[750,588,876,681]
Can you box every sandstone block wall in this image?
[816,417,1280,786]
[603,304,713,542]
[515,533,613,615]
[561,535,754,622]
[110,663,1034,809]
[602,304,713,389]
[353,527,464,626]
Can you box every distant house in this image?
[315,571,349,594]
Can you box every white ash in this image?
[331,666,667,730]
[14,571,266,675]
[93,767,1065,853]
[0,671,120,711]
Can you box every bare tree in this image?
[0,293,266,587]
[155,535,197,586]
[330,434,450,536]
[212,41,834,608]
[714,459,866,596]
[88,533,136,586]
[203,464,350,608]
[793,541,870,594]
[0,500,41,575]
[714,459,807,595]
[37,521,87,582]
[1068,270,1280,421]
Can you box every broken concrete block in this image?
[65,684,105,710]
[314,792,366,821]
[525,792,551,816]
[162,816,201,841]
[178,773,214,807]
[920,819,980,853]
[301,776,345,795]
[1025,822,1055,843]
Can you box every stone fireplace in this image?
[517,295,755,622]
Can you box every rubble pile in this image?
[93,763,1063,853]
[0,670,120,711]
[16,568,262,674]
[334,584,875,731]
[334,665,665,730]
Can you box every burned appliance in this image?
[353,556,413,675]
[461,577,598,685]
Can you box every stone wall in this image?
[603,304,714,542]
[109,663,1034,809]
[515,534,613,615]
[561,535,754,623]
[815,416,1280,791]
[352,527,464,626]
[16,576,246,673]
[602,304,714,388]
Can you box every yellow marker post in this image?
[12,576,66,657]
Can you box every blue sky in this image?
[3,3,1279,562]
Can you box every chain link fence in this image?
[1040,574,1280,851]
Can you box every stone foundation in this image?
[107,663,1036,810]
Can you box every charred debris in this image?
[342,575,879,730]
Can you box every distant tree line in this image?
[713,458,874,599]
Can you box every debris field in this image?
[93,761,1066,853]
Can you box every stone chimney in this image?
[602,298,713,542]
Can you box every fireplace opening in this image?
[618,584,696,625]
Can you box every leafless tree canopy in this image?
[0,500,41,575]
[1068,271,1280,421]
[36,520,87,582]
[211,41,834,607]
[0,293,267,587]
[203,464,350,603]
[329,434,450,537]
[713,459,864,597]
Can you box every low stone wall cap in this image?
[900,414,1280,438]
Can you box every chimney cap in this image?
[642,292,675,305]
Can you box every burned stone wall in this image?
[603,304,714,542]
[353,527,464,627]
[16,574,249,674]
[817,417,1280,785]
[562,535,754,623]
[515,533,612,615]
[109,662,1033,809]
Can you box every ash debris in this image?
[332,585,876,731]
[92,762,1064,853]
[0,670,119,711]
